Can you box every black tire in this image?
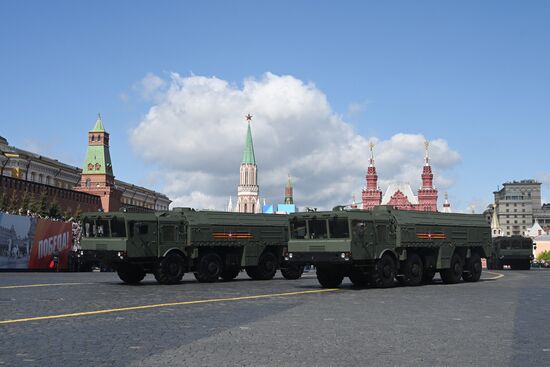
[194,253,223,283]
[154,253,185,284]
[370,253,396,288]
[117,264,146,284]
[401,253,423,286]
[316,265,344,288]
[281,265,304,280]
[349,269,369,287]
[220,267,241,281]
[522,260,531,270]
[440,252,463,284]
[463,253,482,282]
[246,252,278,280]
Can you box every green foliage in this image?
[537,250,550,261]
[8,191,19,213]
[48,198,60,218]
[0,191,8,211]
[20,191,31,213]
[29,193,40,214]
[38,189,48,217]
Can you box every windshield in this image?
[290,217,350,239]
[83,218,127,238]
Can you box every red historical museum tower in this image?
[361,141,440,212]
[361,142,383,210]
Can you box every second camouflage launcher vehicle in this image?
[285,206,492,288]
[486,236,534,270]
[79,208,304,284]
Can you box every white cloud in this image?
[134,72,166,101]
[130,72,461,210]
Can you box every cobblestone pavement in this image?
[0,269,549,367]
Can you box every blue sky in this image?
[1,0,549,211]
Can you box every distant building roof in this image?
[382,183,419,205]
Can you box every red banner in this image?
[28,219,73,270]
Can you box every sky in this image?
[1,0,549,212]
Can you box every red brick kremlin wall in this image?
[1,176,101,215]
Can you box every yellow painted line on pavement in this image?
[0,288,338,325]
[0,282,94,290]
[484,271,504,280]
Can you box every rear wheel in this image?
[462,253,482,282]
[281,264,304,280]
[220,267,240,281]
[246,252,278,280]
[194,253,223,283]
[117,264,146,284]
[370,253,396,288]
[154,253,185,284]
[440,252,463,284]
[401,253,423,286]
[316,265,344,288]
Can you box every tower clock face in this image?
[95,163,101,170]
[88,163,94,171]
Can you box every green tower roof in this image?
[91,114,105,132]
[241,121,256,164]
[83,115,113,176]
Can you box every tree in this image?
[537,250,550,261]
[7,191,19,213]
[0,191,8,211]
[38,189,48,217]
[29,193,40,214]
[48,198,60,219]
[20,190,31,213]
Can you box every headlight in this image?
[288,253,293,258]
[80,250,84,255]
[341,252,346,258]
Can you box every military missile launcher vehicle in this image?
[486,236,534,270]
[79,208,304,284]
[285,206,492,288]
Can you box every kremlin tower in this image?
[75,114,122,212]
[235,114,260,213]
[361,142,383,210]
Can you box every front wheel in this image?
[117,264,146,284]
[316,265,344,288]
[281,265,304,280]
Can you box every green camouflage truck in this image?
[486,236,534,270]
[79,208,304,284]
[285,206,492,288]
